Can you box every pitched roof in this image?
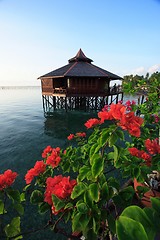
[38,49,122,80]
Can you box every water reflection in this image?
[43,111,97,138]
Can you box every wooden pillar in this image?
[65,97,67,112]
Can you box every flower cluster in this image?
[85,103,144,137]
[67,132,86,140]
[128,147,152,166]
[25,161,46,184]
[42,145,53,158]
[0,169,18,190]
[84,118,101,129]
[145,138,160,155]
[125,100,136,111]
[44,175,77,214]
[45,147,61,168]
[128,138,160,166]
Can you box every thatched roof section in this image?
[38,49,122,80]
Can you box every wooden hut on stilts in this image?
[38,49,123,115]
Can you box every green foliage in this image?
[116,216,149,240]
[0,71,159,239]
[0,199,6,214]
[4,217,22,239]
[30,190,44,204]
[117,198,160,240]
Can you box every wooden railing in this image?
[42,86,123,96]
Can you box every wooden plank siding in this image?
[42,77,110,96]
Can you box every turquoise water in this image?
[0,87,138,239]
[0,87,98,240]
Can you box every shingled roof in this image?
[38,49,122,80]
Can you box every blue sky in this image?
[0,0,160,86]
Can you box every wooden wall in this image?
[41,77,110,96]
[41,78,53,94]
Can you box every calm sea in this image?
[0,86,138,239]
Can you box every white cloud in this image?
[123,64,160,77]
[148,64,160,74]
[133,67,146,75]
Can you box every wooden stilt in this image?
[42,91,124,114]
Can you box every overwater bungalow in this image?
[38,49,123,113]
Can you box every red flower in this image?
[34,161,46,175]
[0,170,18,190]
[128,124,141,138]
[42,145,53,158]
[25,160,46,184]
[153,114,160,123]
[25,168,36,185]
[67,134,75,140]
[110,103,126,120]
[44,175,77,214]
[76,132,86,138]
[84,118,101,129]
[119,112,143,137]
[125,100,136,111]
[98,111,113,123]
[145,138,160,155]
[128,147,152,166]
[128,147,141,157]
[141,152,152,166]
[102,104,109,111]
[46,147,61,168]
[3,170,18,187]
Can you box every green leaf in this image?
[0,199,7,214]
[93,217,97,233]
[84,191,93,207]
[76,202,88,213]
[151,197,160,214]
[85,229,97,240]
[113,145,118,162]
[107,152,114,160]
[88,131,99,144]
[52,195,65,211]
[91,154,104,178]
[38,202,50,214]
[72,212,82,232]
[64,202,73,210]
[78,166,91,181]
[101,182,109,200]
[99,129,110,147]
[62,161,70,172]
[116,216,148,240]
[14,203,24,215]
[4,217,22,239]
[30,190,43,204]
[121,205,155,239]
[71,182,87,199]
[107,214,116,234]
[133,167,141,178]
[80,214,90,232]
[108,177,120,190]
[89,183,99,202]
[20,193,25,202]
[120,186,135,201]
[7,189,21,203]
[109,132,118,147]
[116,129,124,140]
[89,143,100,162]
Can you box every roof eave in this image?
[38,75,64,80]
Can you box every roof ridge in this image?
[64,62,77,76]
[86,62,109,77]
